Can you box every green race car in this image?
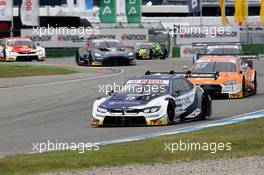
[133,43,167,60]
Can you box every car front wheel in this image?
[167,101,175,124]
[76,52,89,66]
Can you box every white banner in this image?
[175,26,240,45]
[0,0,13,21]
[21,28,149,48]
[116,0,125,15]
[20,0,39,26]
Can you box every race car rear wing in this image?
[145,71,176,75]
[145,71,219,80]
[192,42,245,47]
[196,54,260,61]
[186,72,219,80]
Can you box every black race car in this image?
[76,39,135,66]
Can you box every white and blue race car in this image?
[91,71,213,126]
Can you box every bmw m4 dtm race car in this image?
[90,71,215,126]
[0,37,46,62]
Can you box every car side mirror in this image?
[173,90,182,97]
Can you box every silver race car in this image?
[76,39,135,66]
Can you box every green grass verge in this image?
[1,117,264,175]
[0,63,82,78]
[46,48,77,58]
[242,44,264,54]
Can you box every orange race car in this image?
[186,55,258,98]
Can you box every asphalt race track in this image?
[0,58,264,156]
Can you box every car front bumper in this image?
[5,53,46,61]
[90,114,169,126]
[92,56,135,66]
[200,84,243,98]
[136,53,151,59]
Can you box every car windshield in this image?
[134,43,151,49]
[192,62,237,72]
[121,81,169,96]
[93,41,123,49]
[205,48,242,54]
[7,40,34,47]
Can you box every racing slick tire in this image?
[75,52,82,66]
[252,71,257,95]
[242,77,246,98]
[160,49,167,60]
[76,52,89,66]
[3,48,6,61]
[149,49,153,60]
[160,55,166,60]
[37,59,45,62]
[167,100,175,124]
[199,94,211,120]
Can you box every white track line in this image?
[1,69,124,90]
[26,109,264,154]
[95,109,264,145]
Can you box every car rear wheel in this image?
[3,49,6,61]
[242,77,246,98]
[37,58,45,62]
[149,49,153,59]
[199,94,211,120]
[160,55,166,60]
[252,72,257,95]
[160,52,166,60]
[76,52,82,66]
[167,101,175,124]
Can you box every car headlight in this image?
[97,107,108,113]
[7,50,15,54]
[223,80,237,86]
[94,53,102,57]
[143,106,161,113]
[128,52,134,56]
